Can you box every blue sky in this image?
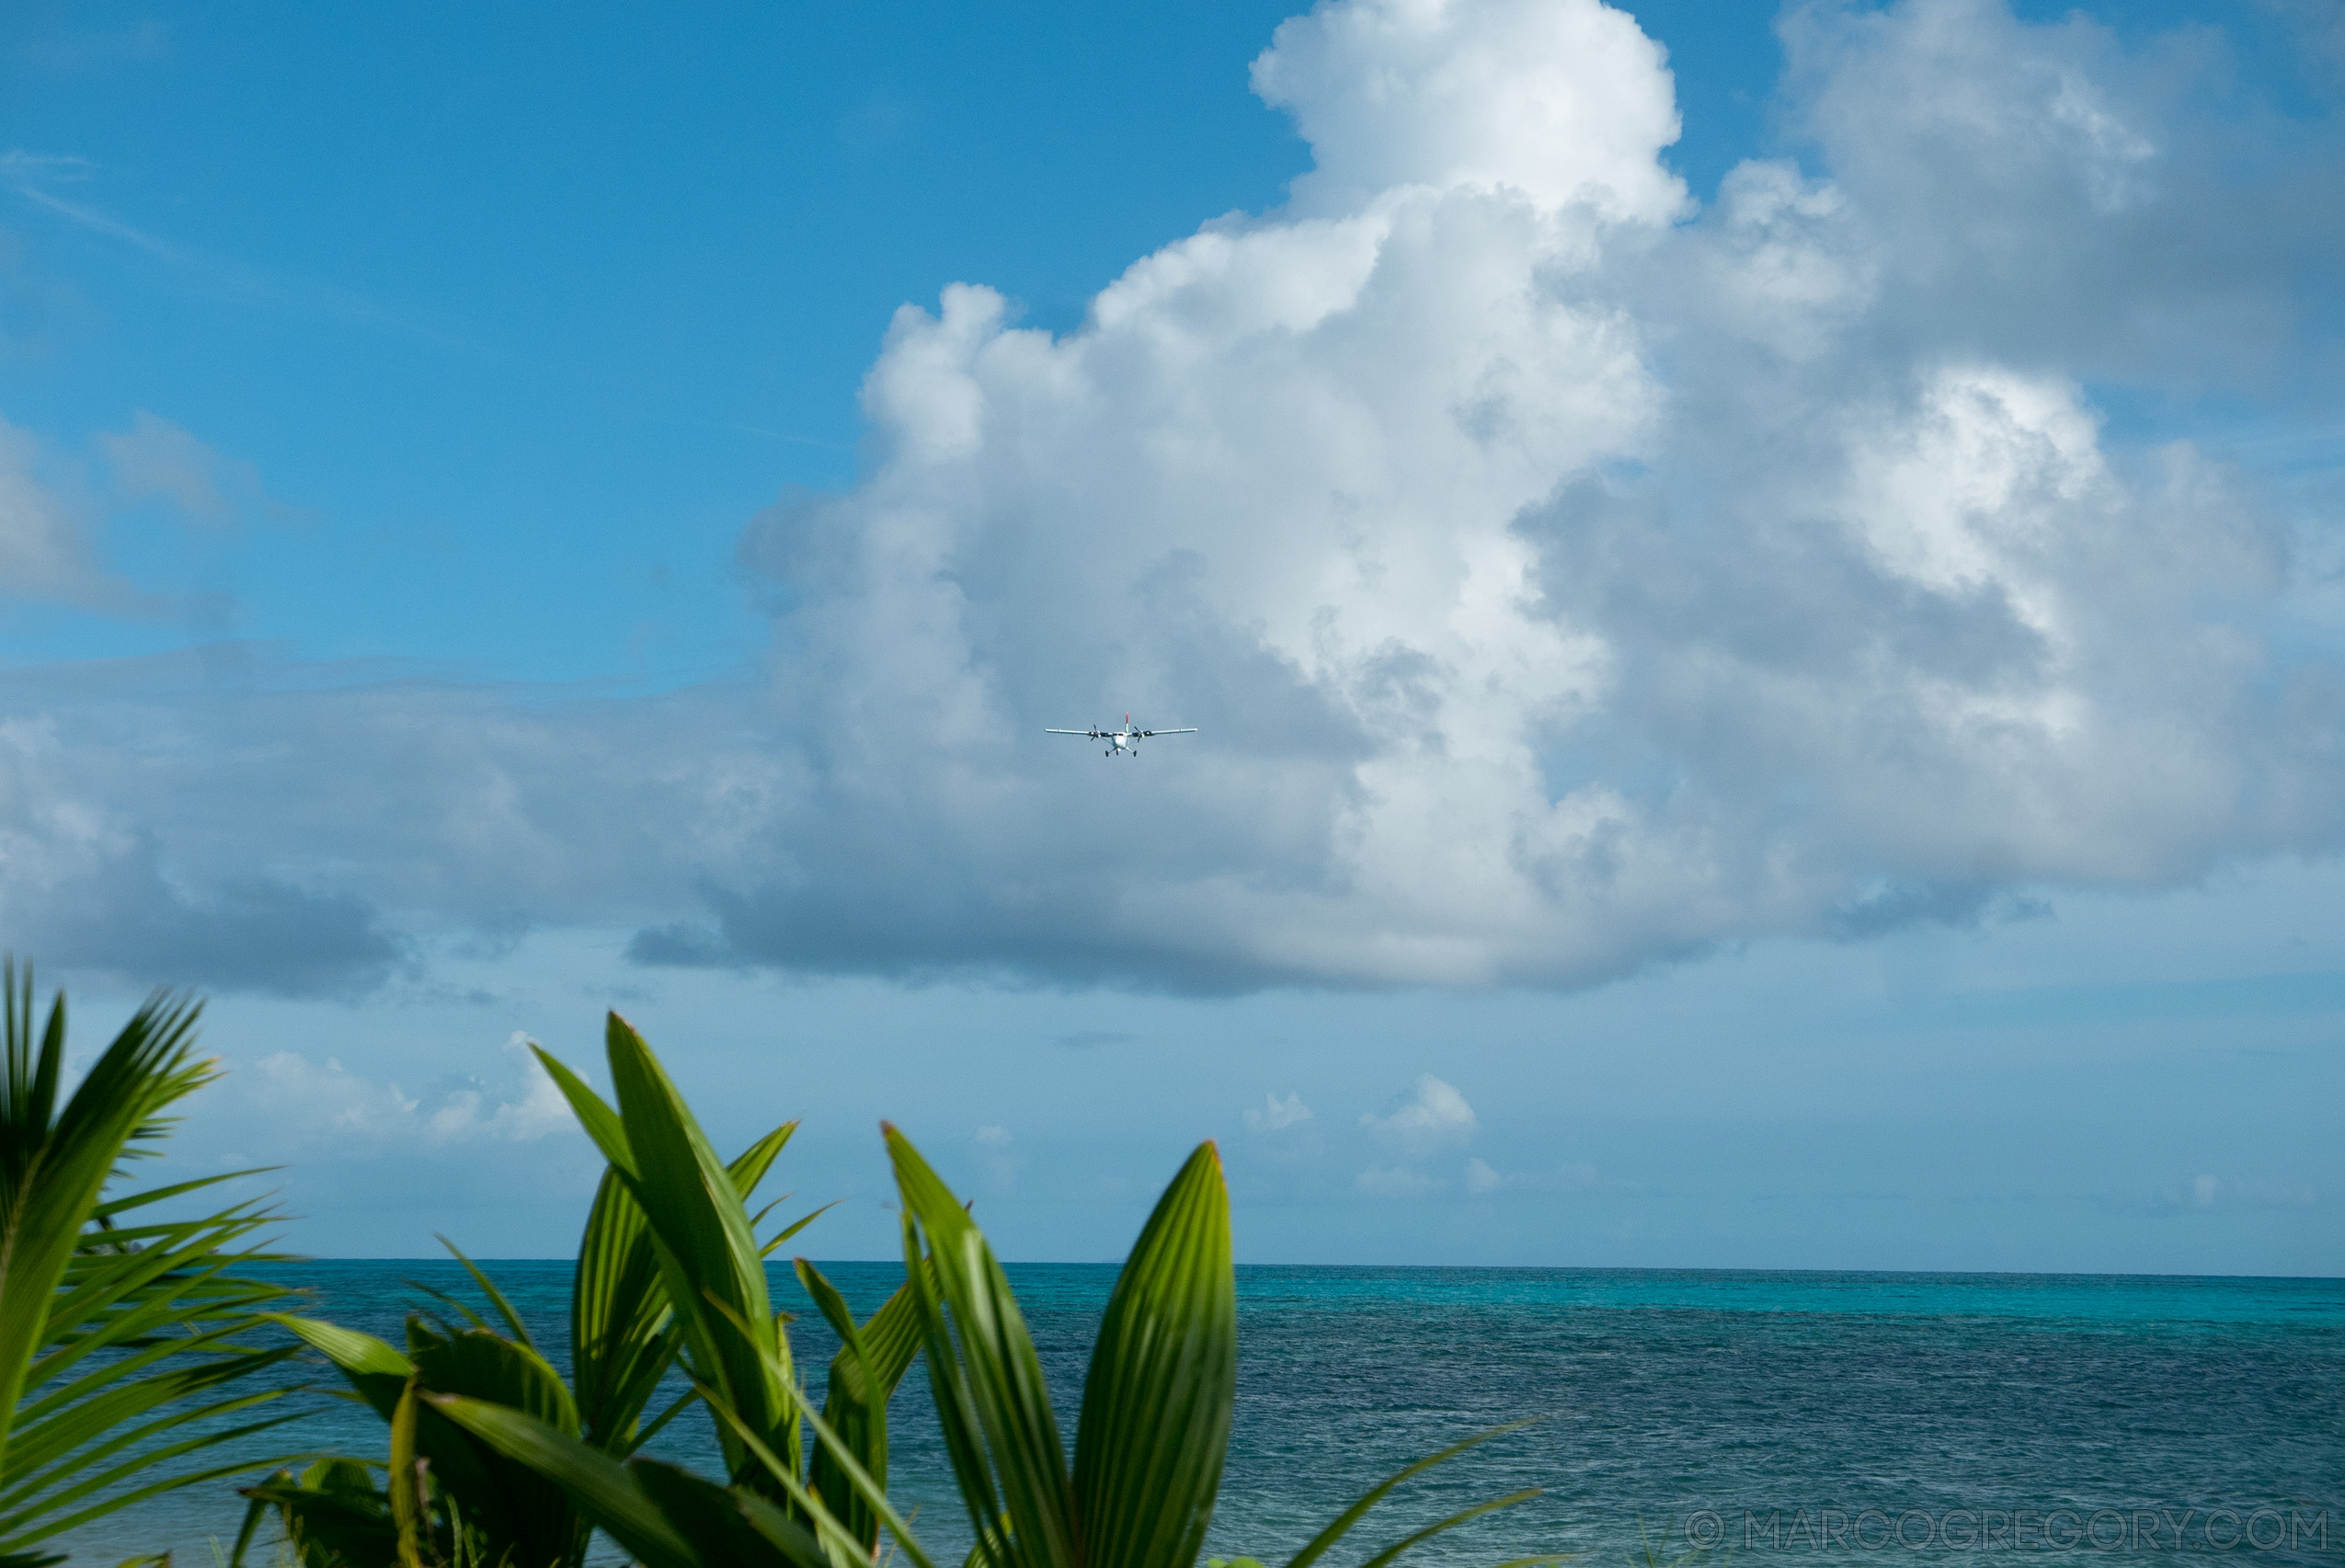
[2,0,2340,1272]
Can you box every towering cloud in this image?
[675,0,2339,987]
[6,0,2339,996]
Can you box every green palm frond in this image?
[797,1263,926,1553]
[534,1018,797,1491]
[887,1127,1076,1568]
[316,1018,1558,1568]
[568,1104,797,1460]
[889,1128,1556,1568]
[247,1018,820,1568]
[885,1128,1241,1568]
[397,1020,926,1568]
[0,960,309,1566]
[1070,1142,1235,1568]
[1278,1423,1548,1568]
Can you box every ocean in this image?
[61,1264,2345,1568]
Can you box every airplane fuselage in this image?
[1046,715,1194,756]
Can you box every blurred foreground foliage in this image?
[5,965,1559,1568]
[0,962,307,1568]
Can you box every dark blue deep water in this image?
[63,1265,2345,1567]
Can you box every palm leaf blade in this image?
[423,1392,697,1568]
[1071,1141,1235,1568]
[600,1015,793,1484]
[0,964,306,1562]
[886,1126,1078,1568]
[1281,1423,1545,1568]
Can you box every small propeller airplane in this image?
[1047,714,1197,758]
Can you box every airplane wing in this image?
[1143,728,1199,735]
[1045,728,1097,735]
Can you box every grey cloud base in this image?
[6,0,2344,998]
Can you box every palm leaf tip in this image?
[1072,1140,1237,1568]
[885,1125,1082,1568]
[1281,1421,1554,1568]
[598,1013,795,1490]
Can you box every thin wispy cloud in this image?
[0,147,465,349]
[99,410,264,524]
[0,150,184,261]
[14,17,169,74]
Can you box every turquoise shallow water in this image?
[62,1265,2345,1567]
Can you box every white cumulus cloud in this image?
[661,0,2345,990]
[245,1033,574,1149]
[1252,0,1687,221]
[6,0,2345,999]
[1359,1074,1479,1155]
[1245,1091,1315,1131]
